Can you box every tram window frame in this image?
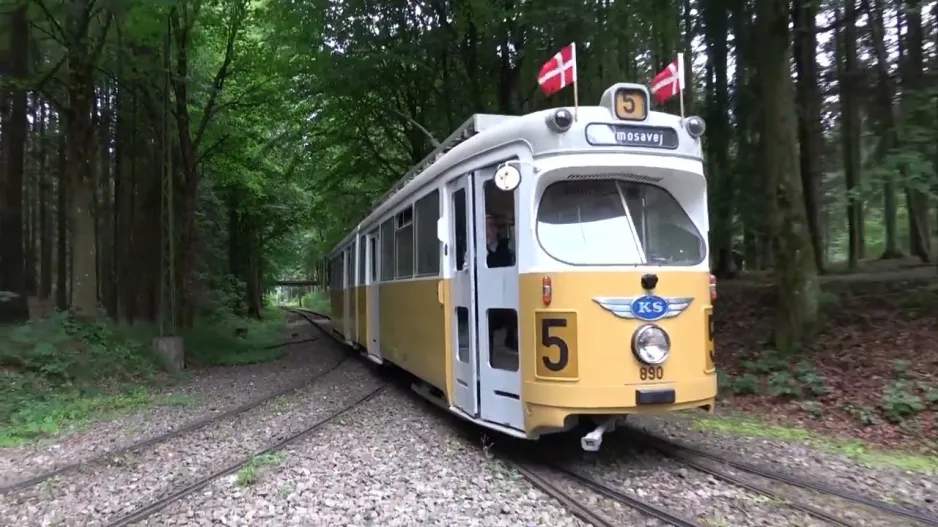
[453,188,468,271]
[358,238,366,285]
[380,219,394,281]
[368,229,379,282]
[334,257,339,289]
[394,205,415,279]
[482,180,516,269]
[414,189,441,277]
[345,247,354,287]
[535,179,706,266]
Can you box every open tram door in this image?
[444,174,479,417]
[444,168,524,435]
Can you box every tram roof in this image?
[329,83,705,255]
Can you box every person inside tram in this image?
[485,215,518,353]
[485,215,514,268]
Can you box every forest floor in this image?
[713,257,938,459]
[0,307,290,447]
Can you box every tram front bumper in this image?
[523,375,717,431]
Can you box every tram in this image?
[325,82,716,451]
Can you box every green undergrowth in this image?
[690,412,938,473]
[0,308,289,446]
[117,307,290,367]
[299,291,330,315]
[0,314,168,446]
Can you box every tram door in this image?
[343,247,354,342]
[472,166,523,431]
[445,174,479,416]
[365,230,381,361]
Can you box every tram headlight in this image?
[631,324,671,365]
[683,116,706,139]
[545,109,574,133]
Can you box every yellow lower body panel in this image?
[518,270,717,435]
[524,376,716,432]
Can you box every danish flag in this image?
[650,55,685,104]
[537,43,577,97]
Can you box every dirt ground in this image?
[715,258,938,455]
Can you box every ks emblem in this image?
[592,295,694,322]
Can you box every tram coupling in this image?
[581,416,620,452]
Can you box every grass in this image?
[690,412,938,473]
[236,451,288,485]
[0,306,290,447]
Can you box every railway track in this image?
[628,426,938,527]
[0,311,339,495]
[291,306,938,527]
[288,307,702,527]
[105,383,389,527]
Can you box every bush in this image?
[299,291,330,314]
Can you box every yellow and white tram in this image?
[325,83,716,451]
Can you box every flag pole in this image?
[678,52,686,119]
[572,42,579,121]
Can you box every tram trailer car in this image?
[326,83,717,451]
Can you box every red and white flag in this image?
[650,55,685,104]
[537,43,577,97]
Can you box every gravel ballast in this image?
[148,387,588,527]
[0,319,338,488]
[5,315,935,527]
[0,349,370,526]
[630,414,938,518]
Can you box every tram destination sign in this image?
[585,124,679,150]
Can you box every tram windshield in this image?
[535,179,705,266]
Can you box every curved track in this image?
[629,427,938,527]
[0,311,339,495]
[287,307,702,527]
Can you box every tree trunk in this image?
[39,108,53,299]
[703,0,735,277]
[65,1,100,319]
[56,120,69,310]
[792,0,826,273]
[0,2,30,321]
[865,0,905,259]
[755,0,820,352]
[836,1,863,269]
[898,0,930,262]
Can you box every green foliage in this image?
[299,291,331,315]
[0,308,287,445]
[721,352,828,401]
[0,314,162,445]
[119,307,289,367]
[881,380,926,424]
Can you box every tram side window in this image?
[345,249,354,287]
[483,180,515,268]
[380,219,394,281]
[332,258,339,289]
[395,207,415,278]
[415,189,441,276]
[369,233,378,282]
[453,189,467,271]
[358,240,366,285]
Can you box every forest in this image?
[0,0,936,451]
